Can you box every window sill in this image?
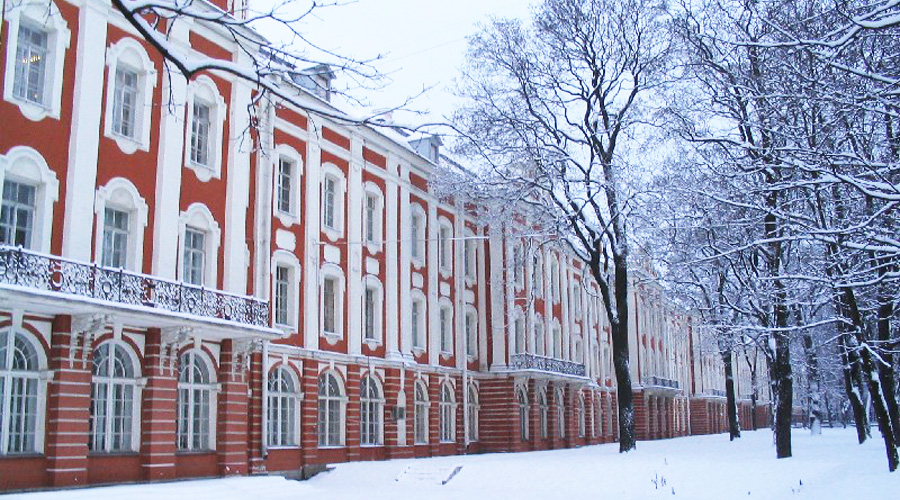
[4,94,57,122]
[364,338,382,349]
[411,346,426,356]
[106,130,146,155]
[88,451,139,457]
[275,211,300,228]
[322,226,343,242]
[440,351,453,360]
[266,445,300,450]
[185,161,220,182]
[175,449,216,455]
[0,452,44,459]
[317,445,345,449]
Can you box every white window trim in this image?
[438,381,456,443]
[438,298,453,358]
[534,314,545,357]
[319,263,345,343]
[437,217,453,277]
[362,183,384,253]
[2,0,71,121]
[267,365,302,448]
[359,374,385,447]
[177,349,218,451]
[511,307,525,355]
[511,242,524,291]
[273,144,303,227]
[464,306,477,361]
[90,340,143,453]
[362,275,383,348]
[93,177,149,272]
[177,203,221,287]
[103,37,157,154]
[271,250,301,330]
[320,163,346,241]
[463,229,476,285]
[317,370,347,448]
[409,203,426,269]
[410,289,427,354]
[0,327,48,455]
[413,379,429,444]
[0,146,59,253]
[184,75,226,182]
[466,383,479,442]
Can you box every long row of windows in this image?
[1,328,484,455]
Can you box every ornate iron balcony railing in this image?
[645,375,680,390]
[0,245,269,327]
[510,353,586,377]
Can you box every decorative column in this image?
[216,339,253,475]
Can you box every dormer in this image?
[291,64,336,102]
[409,134,443,164]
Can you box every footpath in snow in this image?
[6,428,896,500]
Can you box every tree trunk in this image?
[612,319,635,452]
[771,326,793,458]
[722,350,741,440]
[802,333,823,435]
[839,331,869,443]
[876,282,900,443]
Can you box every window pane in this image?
[13,25,48,105]
[112,67,138,138]
[183,228,205,285]
[364,287,375,340]
[275,265,290,325]
[323,178,335,229]
[323,278,335,333]
[0,180,36,248]
[277,158,293,214]
[102,208,129,268]
[190,101,211,166]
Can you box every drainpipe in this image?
[261,339,269,458]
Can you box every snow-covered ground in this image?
[8,428,896,499]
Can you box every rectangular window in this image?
[277,158,293,215]
[365,194,377,244]
[410,213,421,260]
[466,312,476,357]
[323,177,336,229]
[439,226,451,270]
[190,101,211,166]
[13,25,48,105]
[274,265,290,326]
[0,180,36,248]
[514,318,524,354]
[183,228,205,286]
[364,287,376,340]
[464,240,475,280]
[440,307,451,353]
[411,300,422,349]
[323,277,336,334]
[112,67,138,138]
[101,208,130,268]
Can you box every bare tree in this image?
[449,0,672,452]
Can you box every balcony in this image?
[0,245,269,329]
[644,376,680,390]
[510,353,586,377]
[709,389,727,398]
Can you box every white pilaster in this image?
[151,22,191,279]
[384,156,401,359]
[222,52,253,295]
[303,126,322,351]
[347,135,363,356]
[488,226,506,370]
[62,0,109,261]
[398,166,412,356]
[427,201,439,366]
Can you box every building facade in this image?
[0,0,769,491]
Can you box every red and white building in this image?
[0,0,769,491]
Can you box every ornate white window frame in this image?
[409,203,426,268]
[93,177,149,272]
[320,163,346,241]
[0,146,59,252]
[362,182,383,253]
[319,262,345,343]
[184,75,226,182]
[273,144,303,227]
[103,37,157,154]
[177,203,221,287]
[361,274,383,348]
[2,0,71,121]
[271,250,301,330]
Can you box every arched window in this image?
[103,37,157,153]
[360,375,383,446]
[556,388,565,438]
[439,382,455,442]
[0,328,43,454]
[178,203,220,287]
[267,366,300,447]
[184,76,227,181]
[90,341,140,452]
[413,380,428,444]
[467,384,478,442]
[0,146,59,252]
[317,372,344,447]
[410,290,426,351]
[517,388,529,441]
[93,177,149,271]
[409,203,426,267]
[539,389,549,439]
[177,350,216,451]
[320,264,345,341]
[577,394,586,438]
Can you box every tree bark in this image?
[722,349,741,440]
[802,333,823,435]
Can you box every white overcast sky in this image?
[292,0,535,125]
